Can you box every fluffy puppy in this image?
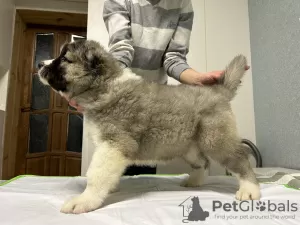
[37,40,260,214]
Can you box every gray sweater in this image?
[103,0,194,83]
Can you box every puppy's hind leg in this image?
[181,146,210,188]
[60,141,130,214]
[208,144,260,200]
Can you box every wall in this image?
[205,0,256,175]
[14,0,88,13]
[249,0,300,169]
[0,0,15,176]
[0,0,15,110]
[81,0,109,175]
[0,110,5,177]
[84,0,256,175]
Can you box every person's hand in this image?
[62,94,84,113]
[180,66,250,86]
[196,70,225,85]
[69,99,84,113]
[180,69,222,85]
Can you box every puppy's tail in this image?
[218,54,248,99]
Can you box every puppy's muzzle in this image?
[38,62,45,69]
[38,59,54,70]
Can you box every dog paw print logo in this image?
[256,201,267,211]
[179,196,210,223]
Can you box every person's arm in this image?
[163,0,194,81]
[103,0,134,68]
[163,0,225,85]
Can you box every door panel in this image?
[65,157,81,176]
[51,113,66,152]
[34,33,54,69]
[31,75,51,110]
[29,113,49,153]
[26,157,47,175]
[49,156,64,176]
[16,28,86,176]
[67,114,83,153]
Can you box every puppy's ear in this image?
[85,49,104,75]
[90,54,101,70]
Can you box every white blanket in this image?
[0,174,299,225]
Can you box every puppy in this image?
[37,40,260,214]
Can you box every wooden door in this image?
[16,27,86,176]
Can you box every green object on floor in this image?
[0,174,185,187]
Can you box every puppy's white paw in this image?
[60,193,103,214]
[181,169,205,188]
[236,181,261,200]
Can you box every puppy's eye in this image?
[61,56,72,63]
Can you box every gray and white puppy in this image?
[38,40,260,214]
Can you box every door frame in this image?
[1,9,87,180]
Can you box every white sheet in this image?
[0,174,300,225]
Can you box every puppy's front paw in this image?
[236,181,261,200]
[60,193,103,214]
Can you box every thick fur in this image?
[38,40,260,214]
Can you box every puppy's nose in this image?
[38,62,45,69]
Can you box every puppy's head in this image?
[37,40,117,97]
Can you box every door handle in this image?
[20,107,31,112]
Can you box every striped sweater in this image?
[103,0,194,83]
